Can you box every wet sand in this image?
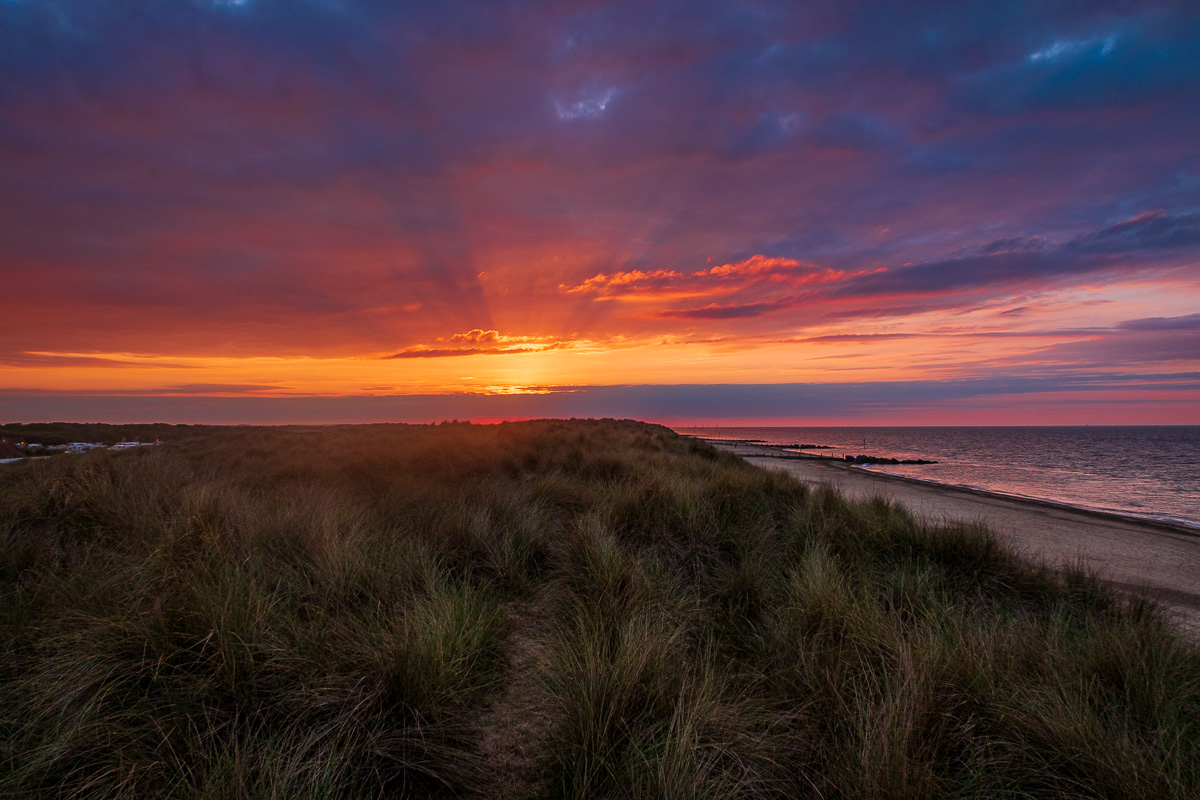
[711,441,1200,641]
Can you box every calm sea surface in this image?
[673,426,1200,530]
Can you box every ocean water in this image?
[673,426,1200,530]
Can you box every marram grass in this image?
[1,419,1197,798]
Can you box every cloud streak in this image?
[380,330,577,359]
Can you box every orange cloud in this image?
[562,256,855,304]
[561,269,683,294]
[699,255,805,278]
[557,254,875,326]
[382,344,572,359]
[443,329,503,344]
[383,329,578,359]
[692,257,859,290]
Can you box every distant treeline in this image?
[0,421,423,446]
[0,422,215,446]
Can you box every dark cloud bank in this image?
[4,371,1197,425]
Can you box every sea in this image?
[673,426,1200,531]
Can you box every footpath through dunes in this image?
[473,599,556,799]
[714,441,1200,641]
[4,419,1200,798]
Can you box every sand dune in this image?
[715,442,1200,641]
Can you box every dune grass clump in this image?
[1,419,1198,798]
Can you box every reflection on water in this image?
[674,426,1200,529]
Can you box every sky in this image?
[1,0,1198,425]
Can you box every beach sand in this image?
[712,441,1200,642]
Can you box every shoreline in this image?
[704,439,1200,537]
[708,440,1200,641]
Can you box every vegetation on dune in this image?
[0,421,212,446]
[1,419,1198,798]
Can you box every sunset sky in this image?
[2,1,1198,424]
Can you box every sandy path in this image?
[714,443,1200,641]
[475,599,555,799]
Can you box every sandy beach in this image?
[711,441,1200,641]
